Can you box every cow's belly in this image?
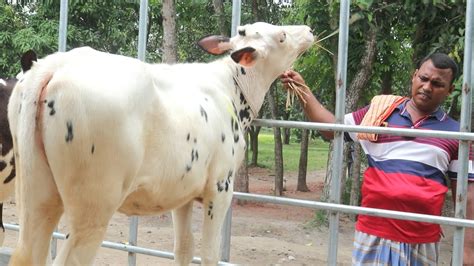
[117,174,206,216]
[118,188,195,216]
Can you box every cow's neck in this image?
[225,60,273,131]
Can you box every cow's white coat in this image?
[8,22,313,265]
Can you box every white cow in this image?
[8,22,313,265]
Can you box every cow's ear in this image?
[230,47,257,67]
[197,35,231,55]
[21,50,37,72]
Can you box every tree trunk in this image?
[162,0,177,64]
[212,0,227,36]
[380,70,393,95]
[349,142,362,221]
[323,27,378,203]
[248,125,261,166]
[297,127,310,192]
[283,128,291,145]
[282,111,290,144]
[268,85,284,196]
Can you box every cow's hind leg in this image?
[9,156,63,266]
[172,201,195,266]
[52,173,125,266]
[200,188,233,265]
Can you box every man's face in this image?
[411,59,454,114]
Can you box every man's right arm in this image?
[280,70,336,140]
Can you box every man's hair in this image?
[417,52,458,84]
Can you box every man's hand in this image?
[280,70,307,90]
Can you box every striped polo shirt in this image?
[346,98,474,243]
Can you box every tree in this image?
[162,0,177,63]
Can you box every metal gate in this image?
[3,0,474,265]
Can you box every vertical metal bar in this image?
[128,217,138,266]
[328,1,350,265]
[220,1,242,261]
[129,2,148,265]
[137,0,149,61]
[58,0,68,52]
[220,206,232,261]
[231,0,241,37]
[51,0,69,259]
[453,0,473,265]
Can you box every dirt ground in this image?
[1,167,456,265]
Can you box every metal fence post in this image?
[128,1,149,266]
[51,0,69,260]
[453,0,474,265]
[327,1,350,265]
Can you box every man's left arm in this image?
[451,180,474,265]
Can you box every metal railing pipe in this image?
[252,119,474,141]
[232,192,474,228]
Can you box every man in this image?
[281,53,474,265]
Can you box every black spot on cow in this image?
[208,201,214,219]
[0,161,6,172]
[233,133,239,143]
[200,105,208,122]
[194,150,199,161]
[217,181,224,192]
[186,164,192,172]
[66,233,70,239]
[240,67,246,75]
[221,133,225,143]
[91,144,95,154]
[65,121,73,143]
[186,133,190,141]
[47,100,56,116]
[232,147,234,156]
[225,170,233,192]
[191,149,195,162]
[239,108,250,125]
[194,138,197,144]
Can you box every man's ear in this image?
[411,69,418,83]
[449,84,455,94]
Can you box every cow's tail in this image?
[9,56,58,201]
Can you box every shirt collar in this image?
[397,98,447,121]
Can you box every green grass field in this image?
[251,129,330,172]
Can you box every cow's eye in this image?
[279,32,286,43]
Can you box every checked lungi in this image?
[352,230,439,266]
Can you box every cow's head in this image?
[198,22,314,116]
[198,22,314,77]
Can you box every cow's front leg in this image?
[201,184,233,265]
[172,201,194,266]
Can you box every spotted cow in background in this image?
[8,22,314,265]
[0,50,36,245]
